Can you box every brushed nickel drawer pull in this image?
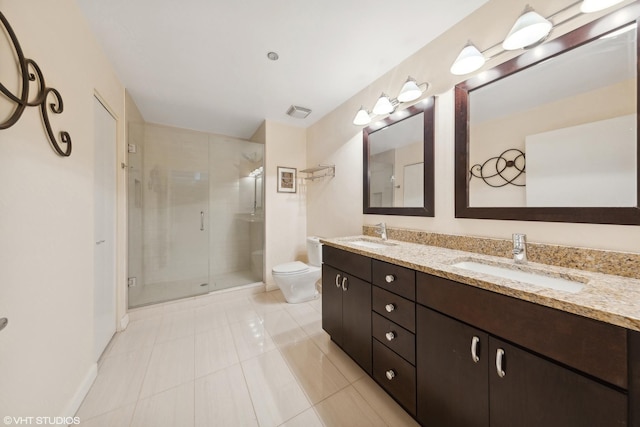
[496,348,506,378]
[471,336,480,363]
[385,369,396,380]
[335,274,341,288]
[385,331,396,341]
[385,303,395,313]
[341,277,348,291]
[385,274,395,283]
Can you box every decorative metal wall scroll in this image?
[470,148,525,187]
[0,11,72,156]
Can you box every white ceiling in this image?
[76,0,487,139]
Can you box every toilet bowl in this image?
[272,236,322,303]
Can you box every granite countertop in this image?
[321,235,640,332]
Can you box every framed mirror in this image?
[363,97,435,216]
[455,3,640,225]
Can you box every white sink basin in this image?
[452,261,585,294]
[347,239,396,250]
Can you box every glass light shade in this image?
[502,10,552,50]
[580,0,624,13]
[353,107,372,126]
[372,93,395,115]
[450,43,486,75]
[397,79,423,103]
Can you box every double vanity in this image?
[346,3,640,425]
[320,236,640,427]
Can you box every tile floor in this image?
[76,287,419,427]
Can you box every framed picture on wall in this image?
[277,166,297,193]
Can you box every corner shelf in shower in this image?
[235,213,264,223]
[300,164,335,181]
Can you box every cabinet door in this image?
[416,306,489,427]
[489,338,627,427]
[322,264,343,346]
[342,274,372,374]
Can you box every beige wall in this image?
[0,0,126,417]
[264,122,307,290]
[306,0,640,254]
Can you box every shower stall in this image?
[127,123,264,308]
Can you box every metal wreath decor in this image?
[469,148,526,188]
[0,11,72,156]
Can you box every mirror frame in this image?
[455,3,640,225]
[363,97,435,216]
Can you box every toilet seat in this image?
[273,261,309,275]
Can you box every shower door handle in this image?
[200,211,204,231]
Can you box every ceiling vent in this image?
[286,105,312,119]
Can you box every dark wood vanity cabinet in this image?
[416,272,629,427]
[321,246,639,427]
[417,306,627,427]
[322,246,372,374]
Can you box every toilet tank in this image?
[306,236,323,267]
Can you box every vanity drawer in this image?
[373,339,416,416]
[372,312,415,365]
[372,260,415,300]
[323,245,371,282]
[373,286,415,333]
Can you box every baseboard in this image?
[119,313,130,331]
[265,283,278,292]
[62,363,97,417]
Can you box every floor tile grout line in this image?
[238,351,271,427]
[192,326,196,427]
[349,378,396,427]
[128,332,161,424]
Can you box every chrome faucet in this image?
[512,233,527,264]
[375,222,388,241]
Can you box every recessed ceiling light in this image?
[267,51,279,61]
[286,105,312,119]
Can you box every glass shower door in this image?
[128,124,210,308]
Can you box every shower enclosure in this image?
[127,123,264,308]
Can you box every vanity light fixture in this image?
[353,106,372,126]
[580,0,625,13]
[502,6,553,50]
[449,0,629,76]
[397,77,428,103]
[450,42,486,75]
[353,76,428,125]
[372,93,395,115]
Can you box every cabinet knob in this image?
[385,303,395,313]
[0,318,7,332]
[385,331,396,341]
[385,274,395,283]
[471,336,480,363]
[335,274,341,288]
[385,370,396,380]
[496,348,506,378]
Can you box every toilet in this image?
[272,236,322,303]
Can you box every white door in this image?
[94,96,117,360]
